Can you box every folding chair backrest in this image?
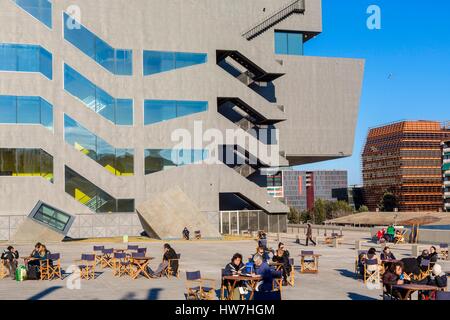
[289,258,294,265]
[114,252,126,259]
[186,270,201,281]
[366,259,378,266]
[301,250,314,256]
[440,243,448,249]
[137,248,147,254]
[259,239,268,248]
[128,245,139,251]
[420,259,430,267]
[132,252,145,258]
[358,250,367,256]
[93,245,104,251]
[102,248,114,254]
[331,233,338,237]
[436,291,450,300]
[48,253,60,261]
[82,254,95,262]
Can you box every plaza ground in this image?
[1,230,449,300]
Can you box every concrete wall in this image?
[0,0,364,236]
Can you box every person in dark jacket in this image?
[306,223,316,246]
[417,249,430,272]
[149,244,178,278]
[1,246,19,279]
[252,246,270,263]
[380,246,396,261]
[223,253,246,300]
[418,264,448,300]
[182,227,190,240]
[382,261,411,299]
[253,254,282,292]
[428,246,438,266]
[272,248,291,285]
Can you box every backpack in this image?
[27,265,40,280]
[15,265,27,281]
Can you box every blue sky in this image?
[296,0,450,185]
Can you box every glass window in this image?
[17,96,40,124]
[143,50,207,76]
[144,100,207,125]
[14,0,52,29]
[65,166,134,213]
[64,64,133,125]
[274,31,303,56]
[63,13,132,76]
[64,114,134,176]
[144,100,177,125]
[175,52,207,69]
[0,95,17,123]
[0,148,53,182]
[115,99,133,126]
[40,98,53,130]
[0,44,52,79]
[144,149,208,175]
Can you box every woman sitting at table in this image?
[252,246,270,263]
[381,246,396,261]
[382,261,411,299]
[417,263,448,300]
[223,253,246,300]
[428,246,438,266]
[272,249,291,286]
[148,244,178,278]
[417,249,431,272]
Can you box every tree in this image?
[312,199,327,224]
[379,192,397,212]
[287,207,301,224]
[358,205,369,213]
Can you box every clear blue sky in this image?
[296,0,450,185]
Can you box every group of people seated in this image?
[223,241,291,299]
[357,245,447,299]
[376,225,404,243]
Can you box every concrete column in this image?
[333,237,339,248]
[412,244,419,257]
[355,240,363,250]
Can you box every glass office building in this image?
[0,0,364,239]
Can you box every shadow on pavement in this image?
[27,286,63,300]
[335,268,357,279]
[347,292,378,301]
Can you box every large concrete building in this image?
[0,0,364,240]
[266,169,348,212]
[362,120,450,212]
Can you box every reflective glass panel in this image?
[176,100,208,118]
[0,44,52,79]
[175,52,207,69]
[17,96,40,124]
[14,0,52,28]
[0,95,17,123]
[144,100,177,125]
[0,148,53,182]
[115,99,133,126]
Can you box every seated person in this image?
[252,246,270,263]
[376,228,386,242]
[401,257,420,277]
[223,253,246,300]
[417,249,430,271]
[148,244,178,278]
[385,225,395,242]
[272,248,291,286]
[380,246,396,261]
[253,254,282,292]
[382,261,411,299]
[358,252,367,277]
[1,246,19,279]
[418,264,448,300]
[428,246,438,266]
[365,248,380,274]
[277,243,290,259]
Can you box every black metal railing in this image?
[242,0,305,40]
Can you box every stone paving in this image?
[0,230,448,300]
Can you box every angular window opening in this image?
[274,31,304,56]
[144,149,208,175]
[14,0,52,29]
[144,99,207,125]
[143,50,207,76]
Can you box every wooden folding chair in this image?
[439,243,448,260]
[100,248,114,268]
[300,251,319,273]
[39,257,52,280]
[78,254,96,280]
[185,271,216,300]
[112,252,132,277]
[272,272,283,293]
[416,259,432,281]
[363,259,380,284]
[166,253,181,278]
[93,246,105,266]
[287,258,295,286]
[0,260,8,279]
[46,253,62,280]
[394,230,406,244]
[127,245,139,252]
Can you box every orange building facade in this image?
[362,121,450,212]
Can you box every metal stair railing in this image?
[242,0,305,40]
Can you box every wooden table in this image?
[130,256,154,279]
[300,254,321,273]
[392,283,440,300]
[222,275,262,300]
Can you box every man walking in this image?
[306,223,316,246]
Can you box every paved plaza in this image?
[1,230,449,300]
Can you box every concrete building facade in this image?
[0,0,364,239]
[267,169,348,212]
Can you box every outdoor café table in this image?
[130,256,154,279]
[392,283,440,300]
[222,275,262,301]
